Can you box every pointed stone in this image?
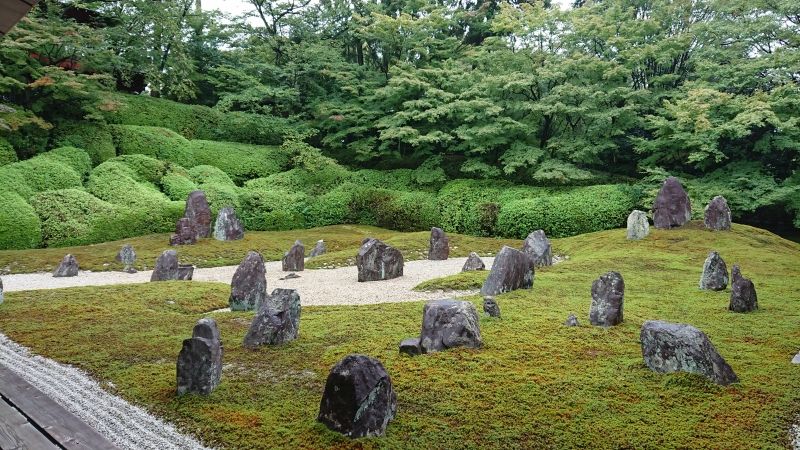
[480,246,533,296]
[462,252,485,271]
[626,210,650,240]
[310,240,326,257]
[521,230,552,267]
[704,195,732,231]
[184,190,212,239]
[357,238,404,282]
[652,177,692,229]
[213,207,244,241]
[729,264,758,313]
[699,251,728,291]
[282,240,305,272]
[151,250,179,281]
[53,254,79,277]
[428,227,449,260]
[589,271,624,326]
[243,288,301,348]
[229,251,268,311]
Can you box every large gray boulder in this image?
[652,177,692,229]
[462,252,485,271]
[357,238,404,282]
[53,254,79,277]
[589,271,624,326]
[177,318,223,395]
[310,240,326,257]
[229,251,268,311]
[521,230,552,267]
[480,246,533,296]
[419,299,482,353]
[317,354,397,438]
[213,207,244,241]
[640,320,738,385]
[151,250,179,281]
[115,244,137,273]
[282,240,305,272]
[243,289,301,348]
[729,265,758,313]
[704,195,732,231]
[184,191,212,239]
[626,210,650,240]
[428,227,449,260]
[699,251,728,291]
[169,217,197,246]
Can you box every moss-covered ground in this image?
[0,222,799,449]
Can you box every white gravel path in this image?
[1,257,494,306]
[0,333,212,450]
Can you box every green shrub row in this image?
[50,122,116,165]
[188,140,290,185]
[0,148,86,199]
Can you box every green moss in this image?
[413,270,488,291]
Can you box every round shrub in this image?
[45,147,92,179]
[162,172,198,201]
[239,187,308,230]
[188,140,291,185]
[0,137,18,166]
[200,182,241,216]
[110,154,169,184]
[305,183,356,227]
[2,156,82,195]
[50,121,116,165]
[189,165,236,186]
[0,191,42,249]
[30,189,127,247]
[110,125,194,167]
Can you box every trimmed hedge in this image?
[375,190,441,231]
[30,189,127,247]
[162,172,199,201]
[0,152,83,199]
[50,122,116,165]
[189,165,236,186]
[0,191,42,249]
[110,125,195,167]
[0,137,18,166]
[46,147,92,179]
[188,140,291,185]
[239,187,309,231]
[111,154,170,184]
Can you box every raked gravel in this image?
[1,257,495,306]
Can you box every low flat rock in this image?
[53,254,79,278]
[243,288,301,348]
[282,240,305,272]
[729,265,758,313]
[213,207,244,241]
[317,354,397,438]
[704,195,732,231]
[521,230,552,267]
[419,299,482,353]
[428,227,449,260]
[184,191,212,239]
[177,318,223,395]
[229,251,268,312]
[699,251,728,291]
[310,240,326,257]
[462,252,485,271]
[640,320,738,385]
[399,337,421,356]
[652,177,692,229]
[357,238,404,282]
[151,250,179,282]
[626,210,650,240]
[589,271,624,326]
[480,246,533,296]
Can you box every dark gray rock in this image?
[184,190,212,239]
[419,299,482,353]
[318,354,397,438]
[428,227,449,260]
[699,251,728,291]
[399,337,421,356]
[177,264,194,281]
[115,244,137,273]
[0,278,4,305]
[357,238,404,282]
[229,251,267,312]
[521,230,552,267]
[564,314,579,327]
[151,250,179,281]
[729,264,758,313]
[169,217,197,246]
[589,271,624,326]
[652,177,692,229]
[243,288,301,348]
[282,240,305,272]
[480,246,534,296]
[626,210,650,240]
[213,207,244,241]
[640,320,738,385]
[704,195,732,231]
[310,240,326,257]
[177,318,223,396]
[53,254,79,277]
[462,252,485,271]
[482,296,500,318]
[279,272,301,280]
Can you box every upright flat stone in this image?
[521,230,552,267]
[213,207,244,241]
[699,251,728,291]
[652,177,692,229]
[729,265,758,313]
[357,238,404,282]
[52,254,79,278]
[243,289,301,348]
[589,271,624,326]
[419,299,482,353]
[282,240,305,272]
[480,246,534,296]
[428,227,449,260]
[229,251,268,311]
[704,195,732,231]
[640,320,738,385]
[151,250,179,281]
[0,278,4,305]
[115,244,137,273]
[310,240,326,257]
[169,217,197,246]
[462,252,485,271]
[318,355,397,438]
[482,296,500,318]
[626,210,650,240]
[184,190,212,239]
[177,318,223,395]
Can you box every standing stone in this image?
[169,217,197,246]
[418,299,482,353]
[704,195,732,231]
[229,251,268,312]
[699,251,728,291]
[589,271,625,326]
[177,318,223,396]
[115,244,137,273]
[357,238,404,282]
[213,207,244,241]
[282,240,305,272]
[243,289,301,348]
[483,296,501,318]
[428,227,450,260]
[626,210,650,240]
[310,240,327,257]
[729,264,758,313]
[640,320,738,385]
[52,254,79,278]
[564,314,579,327]
[151,250,179,281]
[462,252,485,271]
[480,246,534,296]
[177,265,194,281]
[184,191,212,239]
[318,354,397,438]
[521,230,552,267]
[0,278,4,305]
[652,177,692,229]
